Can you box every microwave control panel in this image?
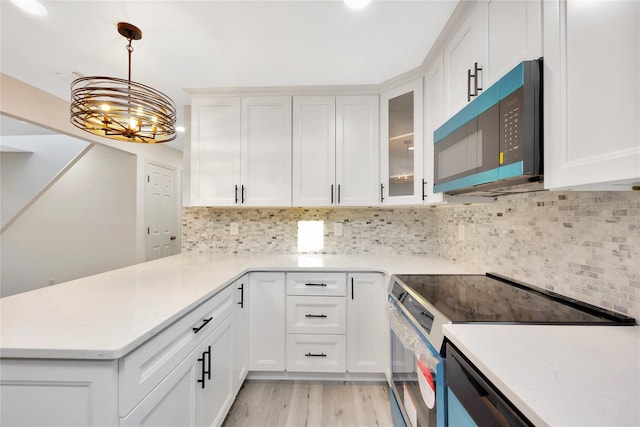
[499,87,525,166]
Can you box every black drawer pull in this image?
[305,314,327,318]
[305,283,327,287]
[192,317,213,333]
[305,352,327,357]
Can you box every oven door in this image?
[388,300,444,427]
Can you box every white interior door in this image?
[145,162,177,261]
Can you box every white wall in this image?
[0,143,138,297]
[1,134,89,228]
[0,74,184,296]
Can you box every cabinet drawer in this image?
[286,272,346,296]
[286,334,346,373]
[118,285,234,417]
[287,296,345,334]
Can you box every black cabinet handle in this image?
[467,68,472,102]
[305,352,327,357]
[241,185,245,204]
[235,185,238,204]
[331,184,334,204]
[305,314,328,318]
[192,317,213,334]
[422,178,427,201]
[197,345,211,389]
[474,62,483,95]
[337,184,341,204]
[380,183,384,203]
[351,277,354,300]
[305,283,327,287]
[469,62,483,101]
[238,283,244,308]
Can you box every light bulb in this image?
[101,104,111,112]
[343,0,371,10]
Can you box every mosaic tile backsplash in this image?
[183,191,640,320]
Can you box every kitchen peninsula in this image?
[1,253,638,427]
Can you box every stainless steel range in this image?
[387,273,635,427]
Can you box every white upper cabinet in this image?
[187,96,291,207]
[293,95,379,207]
[292,96,336,206]
[241,97,292,206]
[443,3,487,119]
[423,57,446,205]
[544,0,640,190]
[485,0,542,88]
[380,79,424,205]
[443,0,542,120]
[336,96,380,206]
[188,97,241,206]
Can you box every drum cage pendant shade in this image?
[70,22,176,144]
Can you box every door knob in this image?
[170,236,177,240]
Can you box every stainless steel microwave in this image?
[433,59,542,196]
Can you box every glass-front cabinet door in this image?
[380,78,424,205]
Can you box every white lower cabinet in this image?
[248,272,286,371]
[346,273,387,373]
[233,275,249,393]
[286,334,347,373]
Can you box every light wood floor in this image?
[222,380,394,427]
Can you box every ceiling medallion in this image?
[70,22,176,144]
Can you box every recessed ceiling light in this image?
[11,0,48,16]
[344,0,371,10]
[176,126,185,133]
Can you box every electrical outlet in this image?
[334,222,343,236]
[230,223,239,236]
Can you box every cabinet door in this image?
[233,275,249,393]
[443,3,487,118]
[346,273,387,373]
[423,58,446,205]
[336,96,380,206]
[248,272,286,371]
[485,0,542,86]
[292,96,336,206]
[544,0,640,190]
[1,359,117,427]
[120,354,197,426]
[188,97,241,206]
[197,316,235,427]
[380,79,424,205]
[241,97,292,206]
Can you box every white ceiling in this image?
[0,0,458,150]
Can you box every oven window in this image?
[391,330,438,427]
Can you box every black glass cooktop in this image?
[392,273,635,325]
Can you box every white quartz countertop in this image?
[443,324,640,427]
[0,253,471,359]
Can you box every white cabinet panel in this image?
[544,0,640,190]
[286,272,347,296]
[241,97,292,206]
[286,334,346,373]
[346,273,387,373]
[443,5,487,118]
[233,275,249,393]
[486,0,542,87]
[336,96,380,206]
[198,316,235,427]
[188,97,241,206]
[292,96,336,206]
[248,272,286,371]
[0,359,117,427]
[287,295,346,335]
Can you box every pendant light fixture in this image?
[70,22,176,144]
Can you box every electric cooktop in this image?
[389,273,636,353]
